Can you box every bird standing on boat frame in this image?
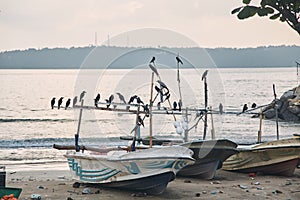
[51,97,56,109]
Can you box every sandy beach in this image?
[2,162,300,200]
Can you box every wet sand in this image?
[3,163,300,200]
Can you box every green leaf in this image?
[269,13,281,20]
[237,6,258,19]
[231,7,243,15]
[265,7,274,14]
[243,0,251,4]
[258,8,269,16]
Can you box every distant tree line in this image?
[0,45,299,69]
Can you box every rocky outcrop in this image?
[262,85,300,122]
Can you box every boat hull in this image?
[223,137,300,176]
[178,139,238,179]
[65,146,194,194]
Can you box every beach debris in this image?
[210,180,221,184]
[72,182,80,188]
[256,187,264,190]
[272,189,283,195]
[210,190,217,195]
[184,179,191,183]
[131,192,147,197]
[58,182,66,185]
[67,197,74,200]
[253,181,260,185]
[248,172,256,177]
[37,185,44,189]
[95,190,101,194]
[219,190,224,194]
[195,192,201,197]
[202,191,207,194]
[238,184,248,189]
[9,171,16,175]
[82,188,91,194]
[30,194,41,200]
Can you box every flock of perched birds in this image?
[51,56,186,112]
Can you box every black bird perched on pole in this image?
[51,97,56,109]
[65,98,71,110]
[176,56,183,65]
[201,70,208,81]
[242,104,248,113]
[79,91,86,102]
[178,100,182,112]
[136,97,144,105]
[128,95,137,104]
[58,97,64,109]
[73,96,78,107]
[251,103,257,109]
[149,56,155,64]
[173,101,177,110]
[94,93,100,107]
[106,94,114,108]
[116,92,126,104]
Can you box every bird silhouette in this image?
[136,97,144,105]
[242,104,248,113]
[65,98,71,110]
[73,96,78,107]
[251,103,257,108]
[106,94,114,108]
[116,92,126,104]
[173,101,177,110]
[157,102,161,110]
[149,56,155,63]
[219,103,224,114]
[58,97,64,109]
[79,91,86,102]
[202,70,208,81]
[176,56,183,65]
[128,95,137,104]
[51,97,56,109]
[94,93,100,107]
[178,99,182,112]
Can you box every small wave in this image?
[0,118,74,123]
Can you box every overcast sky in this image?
[0,0,299,51]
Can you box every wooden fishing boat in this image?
[63,145,194,194]
[222,137,300,176]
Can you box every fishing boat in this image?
[222,137,300,176]
[223,87,300,176]
[63,145,194,194]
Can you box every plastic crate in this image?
[0,187,22,198]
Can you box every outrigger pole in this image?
[296,61,299,85]
[202,70,208,140]
[273,84,279,140]
[75,100,84,152]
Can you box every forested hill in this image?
[0,45,299,69]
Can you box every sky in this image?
[0,0,299,51]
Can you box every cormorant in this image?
[176,56,183,65]
[219,103,224,114]
[173,101,177,110]
[106,94,114,108]
[178,99,182,112]
[201,70,208,81]
[94,93,100,107]
[51,97,56,109]
[73,96,78,107]
[58,97,64,109]
[116,92,126,104]
[79,91,86,102]
[242,104,248,113]
[149,56,155,63]
[251,103,257,108]
[136,97,144,105]
[128,95,137,104]
[65,98,71,110]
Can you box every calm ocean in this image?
[0,68,299,165]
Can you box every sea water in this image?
[0,68,299,165]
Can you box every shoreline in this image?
[2,163,300,200]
